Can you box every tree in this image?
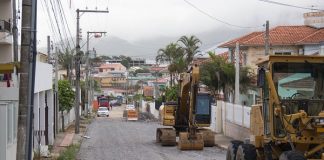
[121,59,130,68]
[58,80,75,111]
[164,85,179,101]
[200,52,255,102]
[58,80,75,131]
[178,35,201,66]
[58,48,74,81]
[156,43,184,86]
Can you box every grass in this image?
[57,144,80,160]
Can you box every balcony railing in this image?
[0,20,11,32]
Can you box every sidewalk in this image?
[51,116,94,159]
[214,133,233,150]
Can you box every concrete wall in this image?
[245,46,301,73]
[141,100,159,119]
[304,44,320,55]
[210,101,252,141]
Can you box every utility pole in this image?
[234,42,240,104]
[75,9,109,134]
[265,20,270,56]
[54,46,59,135]
[17,0,38,159]
[85,31,106,116]
[12,0,18,86]
[47,36,51,63]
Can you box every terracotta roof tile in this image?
[219,25,322,47]
[297,29,324,44]
[143,86,154,97]
[219,32,263,47]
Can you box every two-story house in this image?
[219,12,324,72]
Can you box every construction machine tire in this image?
[178,132,204,150]
[156,128,176,146]
[198,129,215,147]
[235,144,257,160]
[226,140,243,160]
[279,151,306,160]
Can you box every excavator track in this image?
[198,129,215,147]
[156,128,176,146]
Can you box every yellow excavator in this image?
[226,55,324,160]
[156,64,215,150]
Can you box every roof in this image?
[150,67,167,72]
[99,63,126,70]
[143,86,154,97]
[219,25,324,48]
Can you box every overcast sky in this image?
[36,0,323,56]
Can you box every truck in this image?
[97,95,110,110]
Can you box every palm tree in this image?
[156,43,183,86]
[177,35,201,67]
[58,48,74,81]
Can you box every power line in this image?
[44,0,65,51]
[259,0,324,12]
[183,0,262,29]
[42,0,63,50]
[57,0,75,47]
[54,0,72,51]
[49,0,69,51]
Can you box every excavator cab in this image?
[195,93,211,127]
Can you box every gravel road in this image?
[77,105,226,160]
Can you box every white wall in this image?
[0,45,13,63]
[0,101,18,160]
[141,100,159,119]
[211,101,251,140]
[34,62,53,93]
[304,44,320,55]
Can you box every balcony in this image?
[0,20,12,44]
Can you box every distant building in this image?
[98,63,126,72]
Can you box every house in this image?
[98,63,126,72]
[0,1,20,159]
[143,86,154,97]
[219,15,324,72]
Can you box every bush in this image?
[57,144,80,160]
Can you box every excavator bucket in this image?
[156,128,176,146]
[199,129,215,147]
[178,132,204,150]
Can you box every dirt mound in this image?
[138,112,158,122]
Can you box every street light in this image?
[85,31,106,116]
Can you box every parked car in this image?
[110,100,121,106]
[97,107,109,117]
[126,104,135,110]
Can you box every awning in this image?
[0,63,20,74]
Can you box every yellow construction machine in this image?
[156,65,215,150]
[226,55,324,160]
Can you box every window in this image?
[274,52,291,55]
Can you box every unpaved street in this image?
[77,105,226,160]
